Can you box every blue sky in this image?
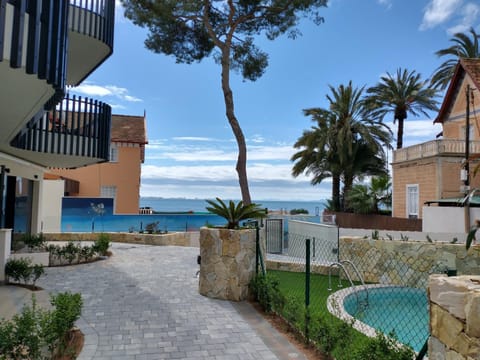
[71,0,480,201]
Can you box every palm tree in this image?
[291,110,343,210]
[292,82,391,211]
[365,68,439,149]
[346,175,391,214]
[431,27,480,90]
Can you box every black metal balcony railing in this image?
[10,94,111,163]
[69,0,115,48]
[1,0,69,104]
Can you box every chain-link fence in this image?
[260,219,451,358]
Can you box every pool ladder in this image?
[328,260,369,309]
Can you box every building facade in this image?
[392,59,480,219]
[49,114,148,214]
[0,1,115,234]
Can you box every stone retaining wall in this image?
[339,237,480,287]
[266,238,480,287]
[429,274,480,359]
[42,232,200,247]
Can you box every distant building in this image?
[49,114,148,215]
[392,58,480,219]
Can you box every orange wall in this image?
[51,145,142,214]
[392,159,439,218]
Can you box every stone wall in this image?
[339,237,480,287]
[42,232,200,247]
[199,228,256,301]
[429,274,480,359]
[266,238,480,287]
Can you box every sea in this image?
[139,197,326,216]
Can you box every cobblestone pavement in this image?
[37,243,304,360]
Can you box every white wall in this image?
[40,180,64,232]
[338,228,466,243]
[423,206,480,234]
[287,220,339,263]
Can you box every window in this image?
[109,145,118,162]
[406,184,419,219]
[100,186,116,199]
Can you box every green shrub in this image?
[350,332,414,360]
[309,313,355,356]
[5,258,45,289]
[93,233,110,256]
[250,274,285,313]
[5,258,31,284]
[0,296,48,360]
[43,292,83,357]
[290,208,309,215]
[64,241,81,264]
[282,295,305,330]
[0,293,83,360]
[22,233,45,251]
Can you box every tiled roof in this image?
[111,114,148,144]
[435,58,480,123]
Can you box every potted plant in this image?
[199,198,266,301]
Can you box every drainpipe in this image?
[465,85,471,233]
[0,165,7,229]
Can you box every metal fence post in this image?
[305,238,311,342]
[255,224,260,275]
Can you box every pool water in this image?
[343,286,429,352]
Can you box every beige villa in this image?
[392,58,480,219]
[48,114,148,215]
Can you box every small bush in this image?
[4,258,44,288]
[0,293,83,360]
[350,332,414,360]
[250,274,285,313]
[93,233,110,256]
[145,222,160,234]
[44,292,83,357]
[22,233,46,251]
[0,296,47,359]
[290,208,309,215]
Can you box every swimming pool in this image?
[327,285,429,352]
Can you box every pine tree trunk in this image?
[220,49,252,205]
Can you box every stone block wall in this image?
[339,237,480,287]
[199,228,256,301]
[42,231,200,247]
[429,274,480,359]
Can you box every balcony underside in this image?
[0,62,55,145]
[66,30,112,86]
[4,145,108,169]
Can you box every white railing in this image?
[393,139,480,163]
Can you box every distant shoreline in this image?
[139,197,326,216]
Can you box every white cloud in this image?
[172,136,218,142]
[72,83,143,103]
[250,134,265,143]
[386,120,442,139]
[145,141,295,162]
[420,0,463,30]
[447,2,480,34]
[377,0,393,9]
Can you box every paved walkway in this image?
[25,243,307,360]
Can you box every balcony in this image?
[0,1,69,146]
[393,139,480,163]
[67,0,115,85]
[9,94,111,168]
